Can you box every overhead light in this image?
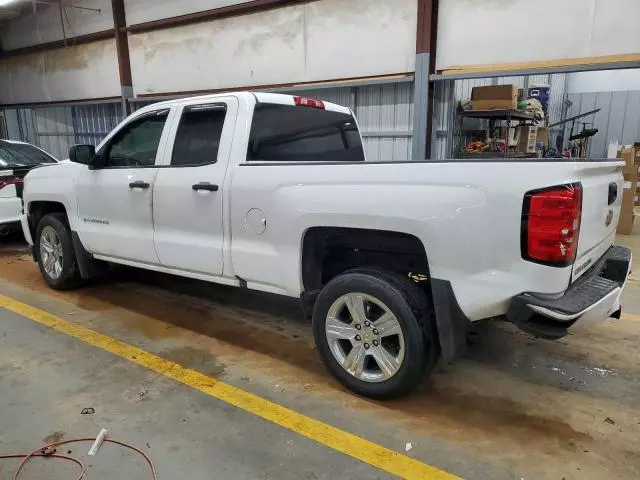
[0,0,18,6]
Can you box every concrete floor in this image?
[0,230,639,479]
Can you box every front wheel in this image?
[36,214,81,290]
[312,268,439,399]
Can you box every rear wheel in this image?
[312,268,439,399]
[36,214,81,290]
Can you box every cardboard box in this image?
[517,126,538,153]
[618,210,634,234]
[536,128,549,149]
[619,147,637,175]
[617,172,637,234]
[471,85,519,110]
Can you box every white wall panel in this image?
[305,0,416,80]
[129,5,307,95]
[0,0,113,51]
[124,0,252,25]
[0,40,120,104]
[568,69,640,94]
[436,0,640,70]
[129,0,417,96]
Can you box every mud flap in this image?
[71,231,105,280]
[430,279,471,363]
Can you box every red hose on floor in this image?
[0,437,158,480]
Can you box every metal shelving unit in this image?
[455,109,537,159]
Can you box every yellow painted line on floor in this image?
[0,294,459,480]
[621,312,640,323]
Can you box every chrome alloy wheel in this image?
[325,293,405,383]
[40,225,63,280]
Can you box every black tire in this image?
[35,213,81,290]
[312,268,439,399]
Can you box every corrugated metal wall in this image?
[3,82,414,161]
[566,91,640,158]
[1,102,123,159]
[282,83,414,161]
[135,81,416,161]
[443,73,570,158]
[73,103,123,146]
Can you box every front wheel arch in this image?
[35,213,82,290]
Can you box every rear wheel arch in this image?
[300,226,431,292]
[300,226,471,366]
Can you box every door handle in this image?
[192,182,219,192]
[129,181,150,189]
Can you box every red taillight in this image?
[294,96,325,109]
[522,183,582,266]
[0,176,22,192]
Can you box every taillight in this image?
[0,176,22,192]
[522,183,582,266]
[294,96,325,109]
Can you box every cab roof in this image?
[135,92,352,116]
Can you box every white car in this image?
[0,139,57,235]
[19,92,631,398]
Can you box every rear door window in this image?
[171,105,227,166]
[247,103,364,163]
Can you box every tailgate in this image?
[571,162,624,282]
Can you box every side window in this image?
[248,103,365,163]
[171,105,227,166]
[104,110,168,167]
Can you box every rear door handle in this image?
[192,182,219,192]
[129,181,150,189]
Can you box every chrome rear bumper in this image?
[507,245,631,339]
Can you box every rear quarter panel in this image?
[229,160,618,320]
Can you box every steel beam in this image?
[111,0,133,115]
[431,60,640,81]
[412,0,439,160]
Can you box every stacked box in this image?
[632,144,640,207]
[471,85,519,110]
[618,147,638,234]
[517,126,538,153]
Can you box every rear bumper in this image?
[507,245,631,338]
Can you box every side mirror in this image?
[69,144,96,166]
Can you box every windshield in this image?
[0,141,57,167]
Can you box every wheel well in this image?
[301,227,430,293]
[28,201,67,236]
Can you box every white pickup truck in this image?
[20,92,631,398]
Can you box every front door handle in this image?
[192,182,219,192]
[129,181,150,189]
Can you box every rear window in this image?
[0,142,56,167]
[247,103,364,162]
